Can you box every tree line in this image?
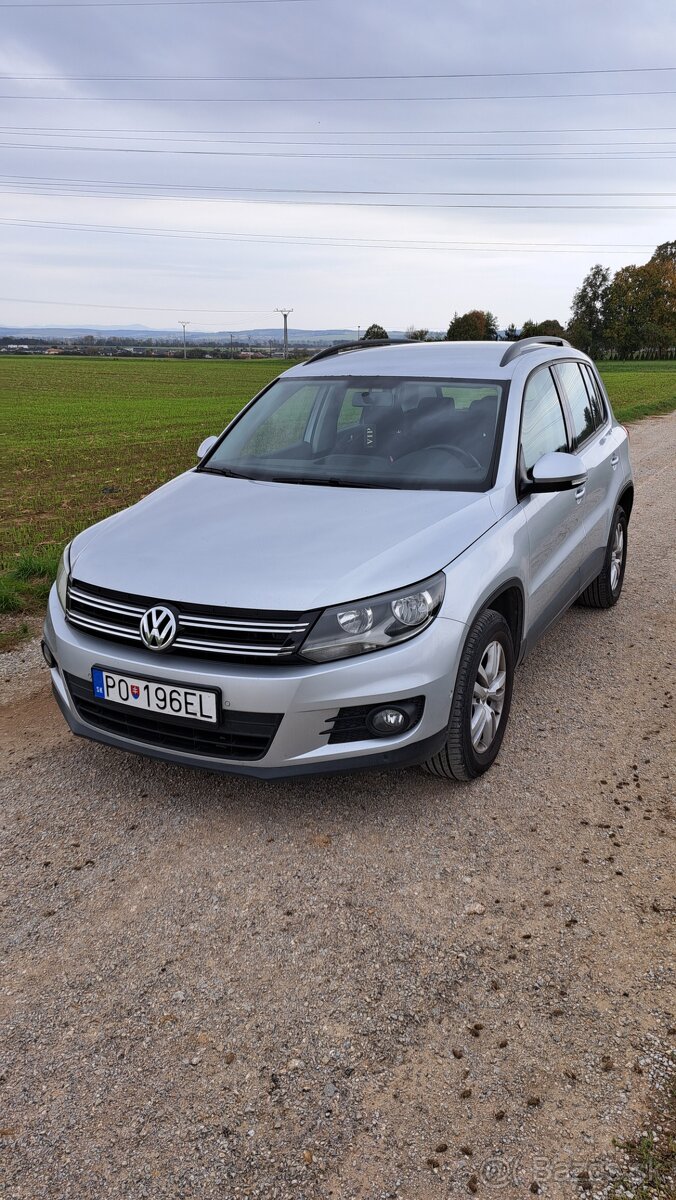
[361,239,676,357]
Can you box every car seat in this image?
[454,394,498,464]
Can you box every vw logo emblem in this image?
[139,605,178,652]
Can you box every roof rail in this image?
[500,335,570,368]
[303,337,412,365]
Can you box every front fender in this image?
[441,507,529,658]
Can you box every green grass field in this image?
[1,356,674,640]
[595,360,676,422]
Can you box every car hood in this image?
[71,471,497,611]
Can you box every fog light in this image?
[41,640,56,668]
[368,706,409,736]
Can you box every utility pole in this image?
[179,320,190,360]
[275,307,293,360]
[230,332,233,359]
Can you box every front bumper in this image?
[44,587,466,778]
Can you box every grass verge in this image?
[605,1075,675,1199]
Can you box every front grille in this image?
[65,672,282,761]
[67,578,318,664]
[326,696,425,744]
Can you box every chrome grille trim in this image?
[66,579,317,663]
[180,615,308,633]
[174,637,294,657]
[68,612,143,641]
[68,586,145,618]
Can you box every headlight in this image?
[55,542,71,611]
[300,572,446,663]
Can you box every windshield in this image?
[202,375,506,491]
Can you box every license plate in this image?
[91,668,218,724]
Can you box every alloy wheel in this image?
[610,522,624,593]
[471,640,507,753]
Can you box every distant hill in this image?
[0,324,441,344]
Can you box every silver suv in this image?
[44,337,633,781]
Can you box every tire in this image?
[422,609,514,782]
[577,505,628,609]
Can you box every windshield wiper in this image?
[201,465,399,489]
[267,475,395,489]
[198,465,250,480]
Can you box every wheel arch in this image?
[472,578,526,663]
[617,483,634,524]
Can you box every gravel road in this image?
[2,413,674,1200]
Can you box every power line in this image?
[0,215,657,255]
[2,135,674,156]
[2,172,673,198]
[0,295,275,311]
[2,139,674,160]
[2,66,674,81]
[3,128,674,147]
[3,123,672,135]
[1,183,672,210]
[2,89,675,102]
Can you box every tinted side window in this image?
[580,363,607,427]
[439,383,501,411]
[520,367,568,472]
[337,388,366,430]
[555,362,597,446]
[242,384,318,455]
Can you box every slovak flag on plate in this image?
[131,684,140,700]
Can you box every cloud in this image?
[0,0,674,328]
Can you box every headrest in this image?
[417,394,452,419]
[397,383,444,409]
[352,388,395,409]
[470,393,498,413]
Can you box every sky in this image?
[0,0,674,333]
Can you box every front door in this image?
[518,365,587,646]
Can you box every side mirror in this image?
[529,451,587,492]
[196,435,218,460]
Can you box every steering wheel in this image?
[426,444,483,470]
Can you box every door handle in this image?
[575,485,586,504]
[610,454,619,469]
